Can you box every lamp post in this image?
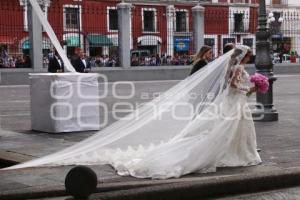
[77,1,81,49]
[267,12,284,62]
[267,12,284,32]
[253,0,278,121]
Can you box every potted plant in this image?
[290,51,297,63]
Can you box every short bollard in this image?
[65,166,98,200]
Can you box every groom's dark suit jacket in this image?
[71,55,86,73]
[48,56,64,73]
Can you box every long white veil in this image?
[4,49,240,170]
[4,0,251,171]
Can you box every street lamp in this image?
[267,12,284,63]
[253,0,279,121]
[268,12,283,23]
[77,1,81,49]
[268,12,275,23]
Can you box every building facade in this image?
[0,0,299,67]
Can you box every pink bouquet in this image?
[246,73,269,96]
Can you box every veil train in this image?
[4,50,234,170]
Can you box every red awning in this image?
[0,36,15,45]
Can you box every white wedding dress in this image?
[4,45,261,179]
[113,64,262,179]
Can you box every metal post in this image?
[77,2,81,49]
[253,0,278,121]
[27,3,43,71]
[117,2,131,68]
[192,4,205,54]
[166,5,175,57]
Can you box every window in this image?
[65,7,80,29]
[108,9,118,31]
[204,38,215,47]
[229,7,249,33]
[204,38,215,56]
[223,37,236,48]
[234,13,244,32]
[175,11,188,32]
[204,36,217,56]
[243,38,253,48]
[143,10,156,32]
[242,36,256,54]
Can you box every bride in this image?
[4,45,261,179]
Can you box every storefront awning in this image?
[138,35,162,46]
[22,38,51,49]
[22,40,30,49]
[87,34,113,47]
[65,35,80,47]
[109,36,118,46]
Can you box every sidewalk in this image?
[0,75,300,199]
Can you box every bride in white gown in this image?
[114,45,262,179]
[4,45,261,179]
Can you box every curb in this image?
[0,177,170,200]
[1,167,300,200]
[92,167,300,200]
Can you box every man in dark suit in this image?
[83,55,91,72]
[48,51,64,73]
[71,48,88,73]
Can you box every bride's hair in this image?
[229,47,251,67]
[223,46,251,89]
[229,48,243,66]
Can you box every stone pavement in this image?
[0,75,300,199]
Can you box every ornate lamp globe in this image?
[268,12,274,18]
[270,17,276,22]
